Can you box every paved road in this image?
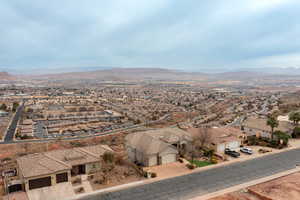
[4,103,24,142]
[80,148,300,200]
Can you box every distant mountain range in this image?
[0,71,15,81]
[2,66,300,82]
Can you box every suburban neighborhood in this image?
[1,1,300,199]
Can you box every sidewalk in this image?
[190,166,300,200]
[66,141,300,200]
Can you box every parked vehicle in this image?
[225,148,240,158]
[240,147,253,155]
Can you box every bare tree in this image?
[190,126,212,162]
[194,126,212,149]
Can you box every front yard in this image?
[189,160,213,167]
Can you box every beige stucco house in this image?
[15,144,113,192]
[125,128,192,167]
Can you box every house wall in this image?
[22,170,70,191]
[126,145,136,163]
[146,155,158,167]
[160,153,177,165]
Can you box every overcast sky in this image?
[1,0,300,73]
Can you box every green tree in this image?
[292,127,300,138]
[289,112,300,126]
[12,102,19,112]
[267,116,279,140]
[274,131,290,146]
[0,103,7,111]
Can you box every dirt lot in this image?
[89,162,144,191]
[209,172,300,200]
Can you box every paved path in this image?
[79,148,300,200]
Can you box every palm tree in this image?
[289,112,300,127]
[267,116,279,140]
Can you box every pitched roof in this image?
[146,127,192,144]
[17,153,71,178]
[187,127,243,144]
[17,144,112,178]
[80,145,113,157]
[125,132,178,155]
[45,148,99,166]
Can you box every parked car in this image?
[225,148,240,158]
[240,147,253,155]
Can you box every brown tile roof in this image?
[17,145,112,178]
[187,127,243,144]
[17,153,71,178]
[45,148,99,166]
[125,132,178,155]
[80,145,113,157]
[146,127,192,144]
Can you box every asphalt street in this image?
[4,103,24,142]
[80,148,300,200]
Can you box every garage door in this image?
[56,173,68,183]
[8,184,23,193]
[161,154,176,165]
[29,177,51,190]
[226,141,240,149]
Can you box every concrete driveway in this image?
[27,182,75,200]
[144,162,191,180]
[3,191,28,200]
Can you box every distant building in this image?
[0,110,8,117]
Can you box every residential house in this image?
[125,128,191,167]
[187,127,243,154]
[14,145,113,192]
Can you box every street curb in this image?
[189,166,300,200]
[65,147,300,200]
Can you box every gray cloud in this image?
[0,0,300,73]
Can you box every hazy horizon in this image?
[1,0,300,73]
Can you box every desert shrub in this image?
[247,136,259,145]
[151,172,157,178]
[186,163,195,170]
[292,127,300,138]
[267,140,279,148]
[143,171,148,178]
[72,177,82,184]
[210,155,218,164]
[103,152,115,163]
[76,187,84,193]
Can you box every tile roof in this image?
[17,144,113,178]
[17,153,71,178]
[125,129,179,155]
[45,148,99,166]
